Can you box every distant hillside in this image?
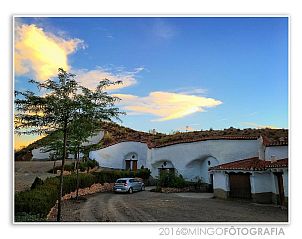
[15,122,288,161]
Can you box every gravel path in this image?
[58,191,288,222]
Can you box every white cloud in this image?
[172,87,208,95]
[74,67,143,91]
[241,122,280,129]
[113,91,222,121]
[15,23,85,80]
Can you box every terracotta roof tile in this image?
[209,157,288,171]
[266,158,288,168]
[262,135,288,147]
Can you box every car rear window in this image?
[116,180,126,183]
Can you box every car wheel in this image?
[128,187,133,194]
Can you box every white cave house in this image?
[32,133,288,206]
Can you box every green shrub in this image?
[64,163,75,172]
[157,172,187,188]
[135,168,151,180]
[15,212,47,222]
[79,162,87,172]
[61,173,97,195]
[93,170,120,183]
[30,177,44,190]
[77,159,99,172]
[15,177,60,219]
[47,163,75,174]
[86,159,99,168]
[14,173,97,222]
[92,168,151,184]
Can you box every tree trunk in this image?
[53,160,56,174]
[76,146,80,200]
[57,122,68,222]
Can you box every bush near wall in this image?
[154,172,211,192]
[157,172,188,189]
[15,168,151,222]
[92,168,151,184]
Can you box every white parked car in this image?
[113,178,145,193]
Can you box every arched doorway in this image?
[124,152,138,171]
[184,155,219,183]
[152,160,175,176]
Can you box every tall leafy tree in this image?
[15,68,124,221]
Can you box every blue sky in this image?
[14,17,288,147]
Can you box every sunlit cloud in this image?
[113,92,222,121]
[172,87,208,95]
[74,67,143,91]
[241,122,280,129]
[15,23,85,80]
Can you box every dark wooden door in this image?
[132,160,137,171]
[209,174,214,193]
[125,160,131,170]
[229,173,251,199]
[276,173,285,206]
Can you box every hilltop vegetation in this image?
[15,122,288,161]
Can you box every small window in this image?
[129,179,134,183]
[208,161,211,166]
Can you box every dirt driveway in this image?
[58,190,288,222]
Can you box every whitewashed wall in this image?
[32,147,53,160]
[250,172,272,194]
[89,142,148,169]
[212,171,229,191]
[31,131,104,160]
[265,146,288,160]
[147,140,258,180]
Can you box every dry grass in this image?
[14,160,74,192]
